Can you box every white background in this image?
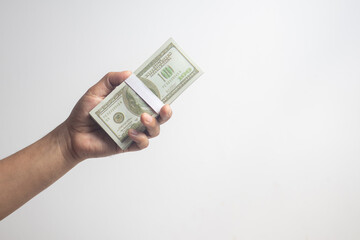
[0,0,359,239]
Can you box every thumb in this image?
[87,71,132,97]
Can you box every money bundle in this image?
[90,38,203,150]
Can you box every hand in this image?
[58,71,172,163]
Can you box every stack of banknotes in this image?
[90,38,203,150]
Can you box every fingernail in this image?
[143,113,152,124]
[129,129,138,136]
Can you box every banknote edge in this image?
[134,37,203,104]
[134,38,203,76]
[89,38,204,150]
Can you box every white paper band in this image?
[125,74,164,114]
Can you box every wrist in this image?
[52,122,84,165]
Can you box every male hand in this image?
[59,71,172,162]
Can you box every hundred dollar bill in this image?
[90,38,203,150]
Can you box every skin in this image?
[0,71,172,220]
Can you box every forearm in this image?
[0,72,172,221]
[0,123,77,220]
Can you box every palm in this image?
[66,92,123,160]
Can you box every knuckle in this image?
[153,128,160,137]
[152,118,158,127]
[151,132,159,138]
[161,111,171,122]
[105,72,114,78]
[140,142,149,149]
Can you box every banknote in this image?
[90,38,203,150]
